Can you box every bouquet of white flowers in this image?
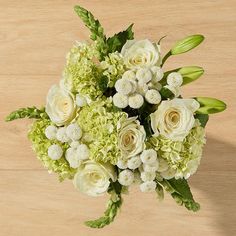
[6,5,226,228]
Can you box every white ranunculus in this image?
[48,144,63,160]
[121,39,161,69]
[167,72,183,87]
[140,181,157,192]
[118,170,134,186]
[113,93,129,108]
[46,85,76,126]
[150,98,197,141]
[118,117,146,159]
[73,161,116,197]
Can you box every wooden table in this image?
[1,1,235,235]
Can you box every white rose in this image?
[46,85,76,126]
[118,117,146,158]
[113,93,129,108]
[48,144,63,160]
[66,123,82,141]
[140,181,157,193]
[73,161,116,197]
[128,93,144,109]
[121,39,161,69]
[45,125,57,140]
[118,170,134,186]
[150,98,197,141]
[167,72,183,87]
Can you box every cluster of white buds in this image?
[113,66,164,109]
[45,123,89,168]
[164,72,183,97]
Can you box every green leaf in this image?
[195,97,227,114]
[159,86,175,99]
[85,182,122,228]
[161,66,204,86]
[160,178,200,212]
[195,113,209,127]
[107,24,134,53]
[171,34,205,55]
[5,107,48,122]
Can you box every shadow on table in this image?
[191,137,236,236]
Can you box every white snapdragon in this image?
[115,79,133,95]
[140,149,157,164]
[48,144,63,160]
[127,155,142,170]
[76,94,87,107]
[140,181,157,192]
[65,147,81,168]
[136,68,152,83]
[140,171,156,182]
[145,89,161,104]
[113,93,129,108]
[167,72,183,87]
[56,127,70,143]
[66,123,82,141]
[118,170,134,186]
[76,144,90,160]
[45,125,57,140]
[128,93,144,109]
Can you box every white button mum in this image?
[113,93,128,108]
[65,147,81,168]
[140,149,157,164]
[118,170,134,186]
[127,155,142,170]
[115,79,133,95]
[122,70,136,81]
[56,127,70,143]
[45,125,57,140]
[116,159,128,169]
[151,66,164,82]
[66,123,82,141]
[136,68,152,83]
[167,72,183,87]
[140,171,156,182]
[145,89,161,104]
[76,144,90,160]
[160,168,176,180]
[143,161,159,172]
[48,144,63,160]
[128,93,144,109]
[140,181,157,192]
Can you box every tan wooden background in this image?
[1,1,236,235]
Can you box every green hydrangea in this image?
[149,122,206,177]
[28,119,76,181]
[100,52,125,87]
[63,42,104,100]
[77,97,126,164]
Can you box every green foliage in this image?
[107,24,134,53]
[161,178,200,212]
[195,113,209,127]
[85,182,122,228]
[161,66,204,86]
[195,97,227,114]
[171,34,205,55]
[159,86,175,99]
[5,106,48,122]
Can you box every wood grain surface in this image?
[1,1,236,235]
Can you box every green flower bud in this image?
[171,35,204,55]
[178,66,204,85]
[195,97,227,114]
